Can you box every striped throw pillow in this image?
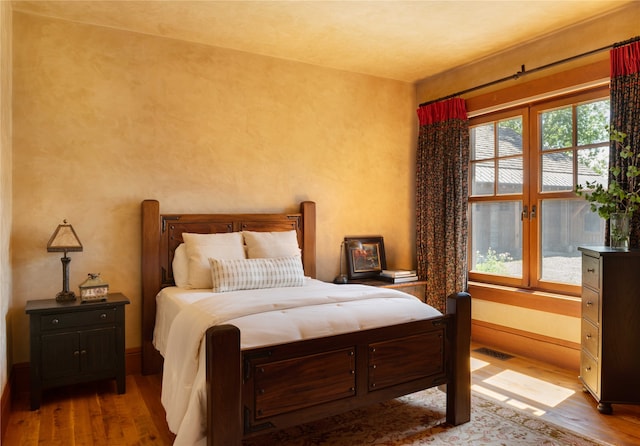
[209,256,305,292]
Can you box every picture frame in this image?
[345,236,386,280]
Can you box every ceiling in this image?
[11,0,635,83]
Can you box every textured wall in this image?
[11,13,417,364]
[1,0,12,394]
[417,3,640,105]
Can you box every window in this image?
[468,88,609,295]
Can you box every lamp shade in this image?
[47,220,83,253]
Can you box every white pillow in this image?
[182,232,246,289]
[172,243,189,288]
[209,256,305,293]
[243,230,301,258]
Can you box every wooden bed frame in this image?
[141,199,471,446]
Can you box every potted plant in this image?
[575,128,640,249]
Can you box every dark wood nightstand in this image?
[347,278,427,302]
[25,293,130,410]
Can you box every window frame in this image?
[468,106,530,289]
[468,86,610,296]
[529,87,609,295]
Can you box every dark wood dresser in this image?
[26,293,129,410]
[578,246,640,414]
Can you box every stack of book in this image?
[379,269,418,283]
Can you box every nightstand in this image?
[347,278,427,302]
[25,293,130,410]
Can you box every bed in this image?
[141,199,471,446]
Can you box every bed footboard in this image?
[205,291,471,446]
[446,291,472,425]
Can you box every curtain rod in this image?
[418,36,640,108]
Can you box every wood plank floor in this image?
[4,344,640,445]
[4,373,176,446]
[470,345,640,446]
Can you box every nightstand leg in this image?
[30,387,41,410]
[116,372,126,394]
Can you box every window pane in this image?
[471,161,494,196]
[498,118,523,156]
[577,145,609,188]
[541,107,572,150]
[540,199,605,285]
[577,100,610,146]
[541,151,573,192]
[470,201,522,278]
[498,157,523,194]
[471,124,494,160]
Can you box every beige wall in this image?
[10,12,417,364]
[417,3,640,106]
[1,0,13,393]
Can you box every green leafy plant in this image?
[575,128,640,220]
[475,247,513,274]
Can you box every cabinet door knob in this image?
[74,350,80,356]
[586,301,593,307]
[100,313,107,319]
[51,318,59,325]
[587,268,595,273]
[586,334,592,340]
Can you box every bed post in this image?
[446,291,471,425]
[206,325,242,446]
[300,201,316,279]
[141,199,164,375]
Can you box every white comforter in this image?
[159,278,441,445]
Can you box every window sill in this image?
[468,281,581,318]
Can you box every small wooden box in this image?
[79,273,109,302]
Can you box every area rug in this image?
[244,388,611,445]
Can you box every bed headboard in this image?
[140,199,317,374]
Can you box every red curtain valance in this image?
[611,38,640,77]
[417,97,467,126]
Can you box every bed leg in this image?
[206,325,242,446]
[446,291,471,425]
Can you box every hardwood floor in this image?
[5,344,640,445]
[4,373,176,445]
[470,345,640,446]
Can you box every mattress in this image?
[155,278,442,445]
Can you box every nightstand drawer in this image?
[40,308,116,331]
[382,282,426,302]
[346,279,427,303]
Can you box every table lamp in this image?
[47,220,83,302]
[333,239,363,284]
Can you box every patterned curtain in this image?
[416,98,469,312]
[610,37,640,247]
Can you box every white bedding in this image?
[156,278,442,446]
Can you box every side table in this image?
[347,278,427,302]
[25,293,129,410]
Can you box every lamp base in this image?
[56,290,77,303]
[333,274,349,284]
